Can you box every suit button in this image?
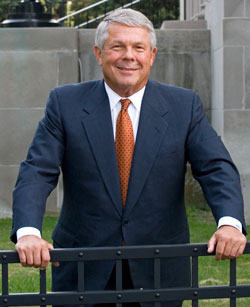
[122,220,128,226]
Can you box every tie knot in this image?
[120,99,131,111]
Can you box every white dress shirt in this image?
[16,83,242,240]
[105,82,144,141]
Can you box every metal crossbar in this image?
[1,242,250,306]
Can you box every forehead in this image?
[106,23,150,42]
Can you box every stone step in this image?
[161,20,207,30]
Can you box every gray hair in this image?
[95,8,157,50]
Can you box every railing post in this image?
[116,258,122,307]
[230,259,237,307]
[154,248,161,307]
[40,269,47,306]
[2,259,9,297]
[192,248,199,307]
[77,252,85,307]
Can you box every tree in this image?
[0,0,13,23]
[41,0,68,19]
[68,0,179,28]
[0,0,179,27]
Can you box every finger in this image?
[25,249,34,267]
[33,247,42,268]
[221,241,233,259]
[16,247,27,267]
[222,233,246,259]
[215,240,226,261]
[234,237,247,258]
[207,235,217,253]
[48,243,54,250]
[48,243,60,267]
[40,246,50,270]
[228,247,238,259]
[237,241,246,258]
[52,261,60,267]
[228,241,244,259]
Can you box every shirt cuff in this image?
[217,216,242,233]
[16,227,41,241]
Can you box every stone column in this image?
[0,28,78,216]
[205,0,250,224]
[184,0,206,20]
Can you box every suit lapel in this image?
[81,81,122,217]
[124,81,169,218]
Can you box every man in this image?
[11,8,246,307]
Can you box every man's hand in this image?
[16,235,59,269]
[207,225,247,260]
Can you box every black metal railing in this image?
[1,242,250,306]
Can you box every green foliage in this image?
[0,0,11,23]
[41,0,64,19]
[65,0,179,28]
[0,0,179,28]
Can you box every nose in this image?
[123,46,135,60]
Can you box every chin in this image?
[119,84,137,93]
[118,79,137,87]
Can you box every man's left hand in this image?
[207,225,247,260]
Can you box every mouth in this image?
[117,66,138,73]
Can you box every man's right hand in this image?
[15,235,59,269]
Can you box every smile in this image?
[117,67,138,72]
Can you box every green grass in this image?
[0,217,56,295]
[0,207,249,306]
[183,206,250,307]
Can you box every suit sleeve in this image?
[11,89,65,242]
[186,93,247,234]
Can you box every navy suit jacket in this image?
[11,80,246,299]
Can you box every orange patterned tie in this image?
[116,99,134,207]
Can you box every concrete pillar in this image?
[185,0,206,20]
[204,0,250,224]
[0,28,79,216]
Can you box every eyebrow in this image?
[109,40,146,46]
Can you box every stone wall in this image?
[203,0,250,224]
[78,28,211,111]
[0,28,78,216]
[0,26,210,217]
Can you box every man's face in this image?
[94,23,157,97]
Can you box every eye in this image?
[112,45,122,50]
[135,45,145,51]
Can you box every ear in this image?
[93,45,102,66]
[150,47,157,67]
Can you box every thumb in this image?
[207,234,217,253]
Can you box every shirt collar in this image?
[104,82,145,112]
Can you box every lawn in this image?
[0,206,249,306]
